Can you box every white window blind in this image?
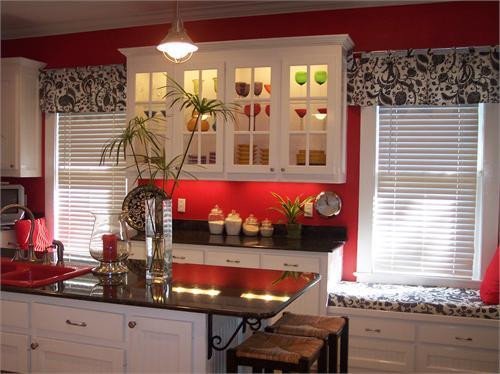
[56,112,127,260]
[373,105,480,279]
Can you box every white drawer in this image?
[205,250,260,269]
[350,317,415,342]
[418,323,499,350]
[0,300,29,329]
[172,248,204,264]
[31,303,124,342]
[261,254,320,273]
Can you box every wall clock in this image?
[314,191,342,217]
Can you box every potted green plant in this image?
[269,192,314,239]
[100,75,238,281]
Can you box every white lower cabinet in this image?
[30,336,124,373]
[127,316,193,373]
[0,292,208,373]
[0,331,30,373]
[329,306,500,373]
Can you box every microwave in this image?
[1,184,26,226]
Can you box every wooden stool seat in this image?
[227,331,325,373]
[269,312,346,339]
[266,312,349,373]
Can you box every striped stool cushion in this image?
[234,331,323,364]
[271,312,345,339]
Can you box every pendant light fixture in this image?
[156,1,198,64]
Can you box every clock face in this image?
[314,191,341,217]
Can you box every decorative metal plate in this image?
[122,185,167,232]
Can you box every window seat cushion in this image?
[329,282,499,319]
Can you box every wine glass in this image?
[314,70,328,85]
[213,77,218,94]
[294,71,307,86]
[235,82,250,98]
[294,108,306,130]
[254,82,263,97]
[264,84,271,94]
[244,103,261,131]
[265,104,270,117]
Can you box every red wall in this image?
[2,1,498,280]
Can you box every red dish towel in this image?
[14,218,53,252]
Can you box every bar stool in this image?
[226,331,325,373]
[265,312,349,373]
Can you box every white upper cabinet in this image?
[1,57,46,177]
[120,34,353,183]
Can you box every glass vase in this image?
[145,197,173,283]
[89,211,130,275]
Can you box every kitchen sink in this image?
[0,258,92,288]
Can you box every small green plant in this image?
[269,192,314,224]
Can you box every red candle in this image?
[102,234,118,262]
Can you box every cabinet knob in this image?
[270,168,274,172]
[10,164,14,168]
[30,342,39,350]
[128,321,137,328]
[280,168,285,172]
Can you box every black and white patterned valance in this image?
[347,46,499,106]
[39,64,127,113]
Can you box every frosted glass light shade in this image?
[157,18,198,64]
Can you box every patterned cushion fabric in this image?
[329,282,499,319]
[271,312,345,339]
[235,332,323,364]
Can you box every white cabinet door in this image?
[127,316,193,373]
[416,344,499,372]
[31,336,124,373]
[1,58,45,177]
[0,331,30,373]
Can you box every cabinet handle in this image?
[173,255,186,260]
[128,321,137,328]
[30,342,39,350]
[365,328,381,333]
[280,167,285,172]
[455,336,473,341]
[226,259,240,264]
[65,319,87,327]
[284,263,299,267]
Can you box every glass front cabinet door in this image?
[281,50,348,182]
[173,62,225,176]
[131,70,173,173]
[225,60,280,177]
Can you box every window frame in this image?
[356,104,499,288]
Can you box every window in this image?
[357,104,499,287]
[52,112,127,261]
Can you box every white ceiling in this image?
[1,1,442,40]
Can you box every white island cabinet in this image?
[0,292,208,373]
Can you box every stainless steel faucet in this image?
[1,204,39,262]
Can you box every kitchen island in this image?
[1,259,319,373]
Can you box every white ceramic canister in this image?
[225,210,242,235]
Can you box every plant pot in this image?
[286,223,302,239]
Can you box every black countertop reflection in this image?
[1,259,320,319]
[136,220,346,252]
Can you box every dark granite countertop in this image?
[134,220,346,253]
[1,258,320,319]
